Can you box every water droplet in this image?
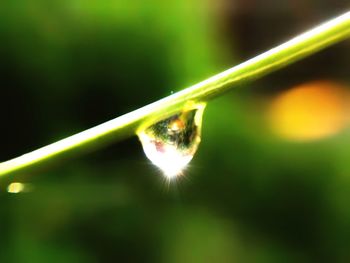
[138,103,206,179]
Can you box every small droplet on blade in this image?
[138,103,205,179]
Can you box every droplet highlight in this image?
[138,103,205,179]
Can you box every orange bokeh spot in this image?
[268,81,350,141]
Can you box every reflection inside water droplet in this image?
[138,103,205,179]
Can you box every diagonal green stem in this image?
[1,11,350,177]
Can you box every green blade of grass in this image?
[1,11,350,177]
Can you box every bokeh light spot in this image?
[268,81,350,141]
[7,182,26,194]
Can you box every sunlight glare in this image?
[139,134,193,179]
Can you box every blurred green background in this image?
[1,0,350,262]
